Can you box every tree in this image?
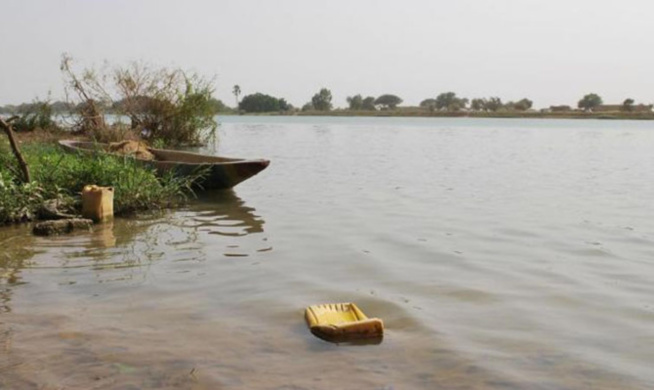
[484,97,503,112]
[362,96,376,110]
[470,98,485,111]
[233,85,241,108]
[419,98,437,112]
[113,65,217,145]
[311,88,333,111]
[61,54,218,146]
[578,93,603,112]
[622,98,635,112]
[504,98,533,111]
[374,94,403,110]
[208,98,231,113]
[347,94,363,110]
[434,92,467,111]
[239,93,290,113]
[513,98,533,111]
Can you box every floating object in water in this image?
[305,303,384,343]
[82,185,114,222]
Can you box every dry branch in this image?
[0,117,31,183]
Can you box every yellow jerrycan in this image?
[82,185,114,222]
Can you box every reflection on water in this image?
[1,190,272,389]
[178,190,264,236]
[0,227,36,313]
[171,190,268,257]
[0,191,266,309]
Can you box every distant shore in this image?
[226,110,654,120]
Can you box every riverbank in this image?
[230,109,654,120]
[0,135,198,225]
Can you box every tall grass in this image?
[0,141,200,224]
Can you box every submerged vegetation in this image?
[0,140,199,225]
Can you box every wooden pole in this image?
[0,117,31,183]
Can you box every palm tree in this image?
[233,85,241,108]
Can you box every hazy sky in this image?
[2,0,653,108]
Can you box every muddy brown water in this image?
[1,117,654,389]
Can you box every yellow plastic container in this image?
[81,185,114,222]
[305,303,384,343]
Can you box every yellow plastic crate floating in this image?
[82,185,114,222]
[305,303,384,343]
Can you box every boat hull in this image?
[58,140,269,190]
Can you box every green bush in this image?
[0,142,199,224]
[11,101,61,132]
[62,55,218,147]
[0,172,45,223]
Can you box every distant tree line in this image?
[417,92,533,112]
[0,97,232,116]
[3,87,653,117]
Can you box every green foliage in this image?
[0,142,198,224]
[578,93,603,112]
[362,96,376,111]
[61,55,218,147]
[375,94,403,110]
[468,97,503,112]
[208,98,232,113]
[238,93,290,113]
[0,172,45,223]
[514,98,533,111]
[470,98,485,111]
[419,98,437,111]
[11,100,61,132]
[311,88,333,111]
[346,94,363,110]
[232,85,241,108]
[346,95,377,111]
[115,69,217,146]
[504,98,533,111]
[434,92,467,111]
[622,98,635,112]
[484,97,503,112]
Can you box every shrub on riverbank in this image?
[10,100,62,133]
[0,141,199,224]
[0,172,48,223]
[61,55,218,147]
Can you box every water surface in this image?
[2,116,654,389]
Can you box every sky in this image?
[1,0,654,109]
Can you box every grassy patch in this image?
[0,140,199,224]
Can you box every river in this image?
[1,116,653,389]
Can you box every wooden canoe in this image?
[58,140,270,190]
